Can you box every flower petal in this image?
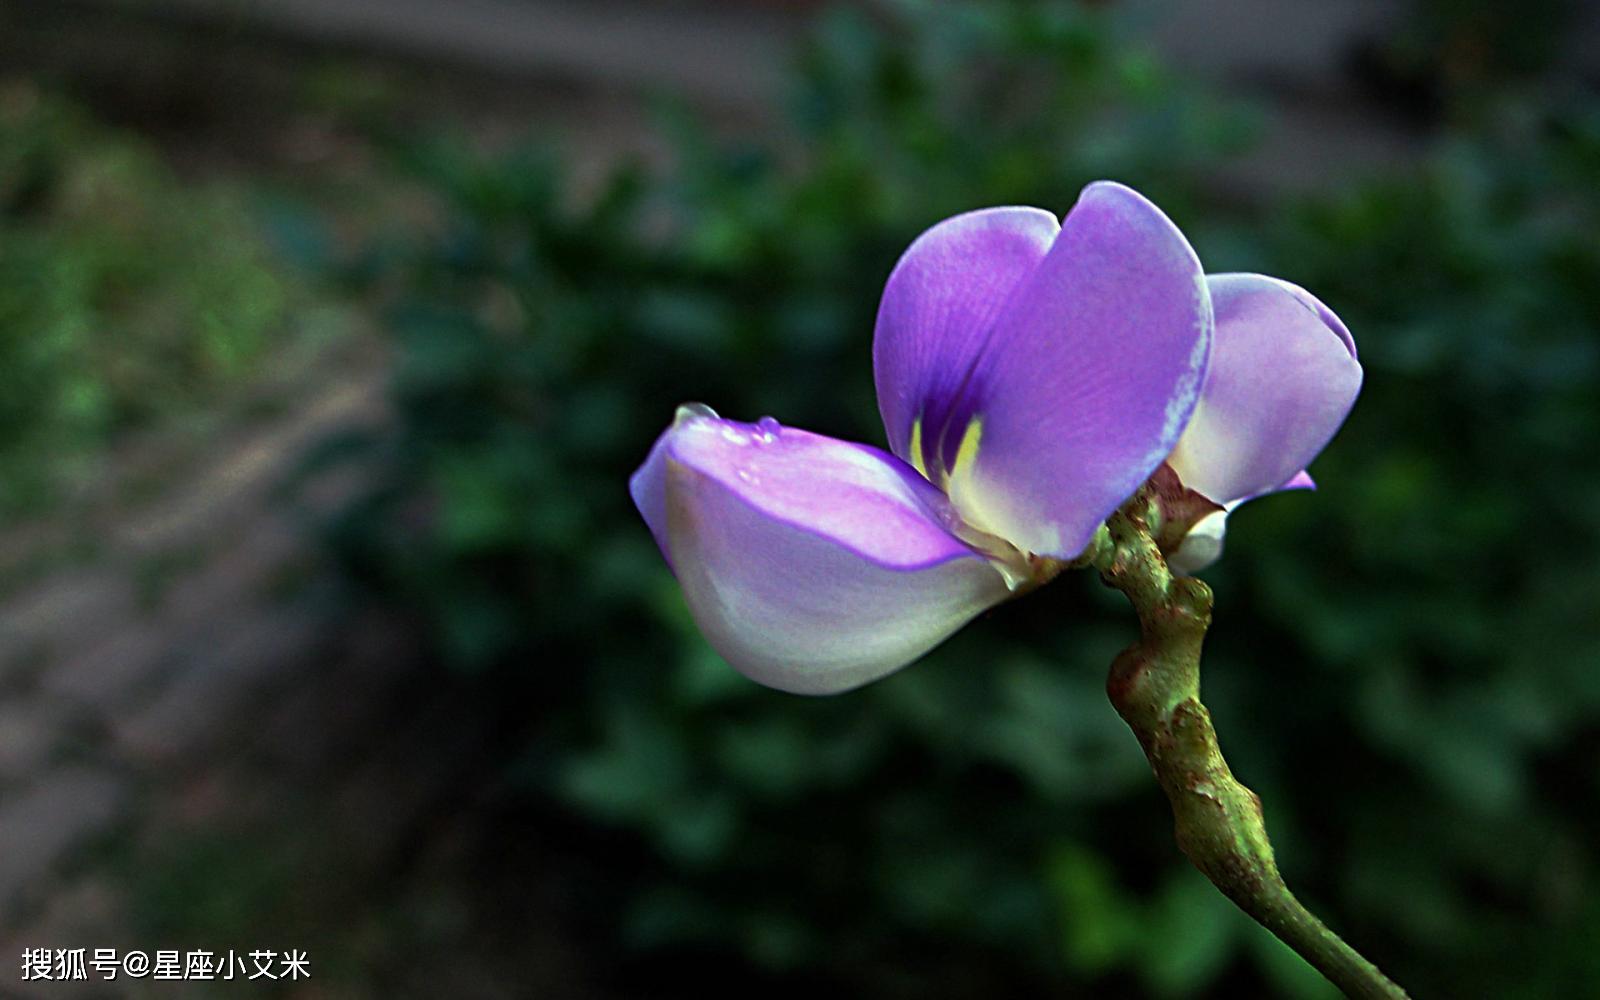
[1166,274,1361,505]
[630,406,1011,694]
[1168,509,1228,576]
[873,206,1061,477]
[939,181,1212,557]
[1279,470,1316,493]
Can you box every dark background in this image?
[1,1,1598,997]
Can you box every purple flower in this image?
[631,182,1360,694]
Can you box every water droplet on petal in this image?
[755,416,781,442]
[674,402,719,426]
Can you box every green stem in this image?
[1091,486,1409,1000]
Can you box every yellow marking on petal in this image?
[944,416,998,533]
[943,416,1065,557]
[908,416,929,479]
[950,417,983,482]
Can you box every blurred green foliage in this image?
[0,84,295,512]
[327,2,1600,996]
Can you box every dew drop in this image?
[674,402,719,426]
[755,415,781,442]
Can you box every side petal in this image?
[630,406,1012,695]
[1166,468,1318,577]
[941,181,1212,557]
[1279,470,1316,493]
[872,207,1061,476]
[1166,274,1361,505]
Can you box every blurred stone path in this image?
[12,0,1600,198]
[31,0,1551,193]
[0,330,489,996]
[123,0,803,109]
[0,340,382,900]
[32,0,1600,200]
[0,320,612,997]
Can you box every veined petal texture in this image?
[873,207,1061,477]
[938,181,1213,557]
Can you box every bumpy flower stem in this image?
[1091,485,1409,1000]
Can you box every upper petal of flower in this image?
[872,207,1061,477]
[1166,274,1361,505]
[629,406,1012,695]
[935,181,1213,558]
